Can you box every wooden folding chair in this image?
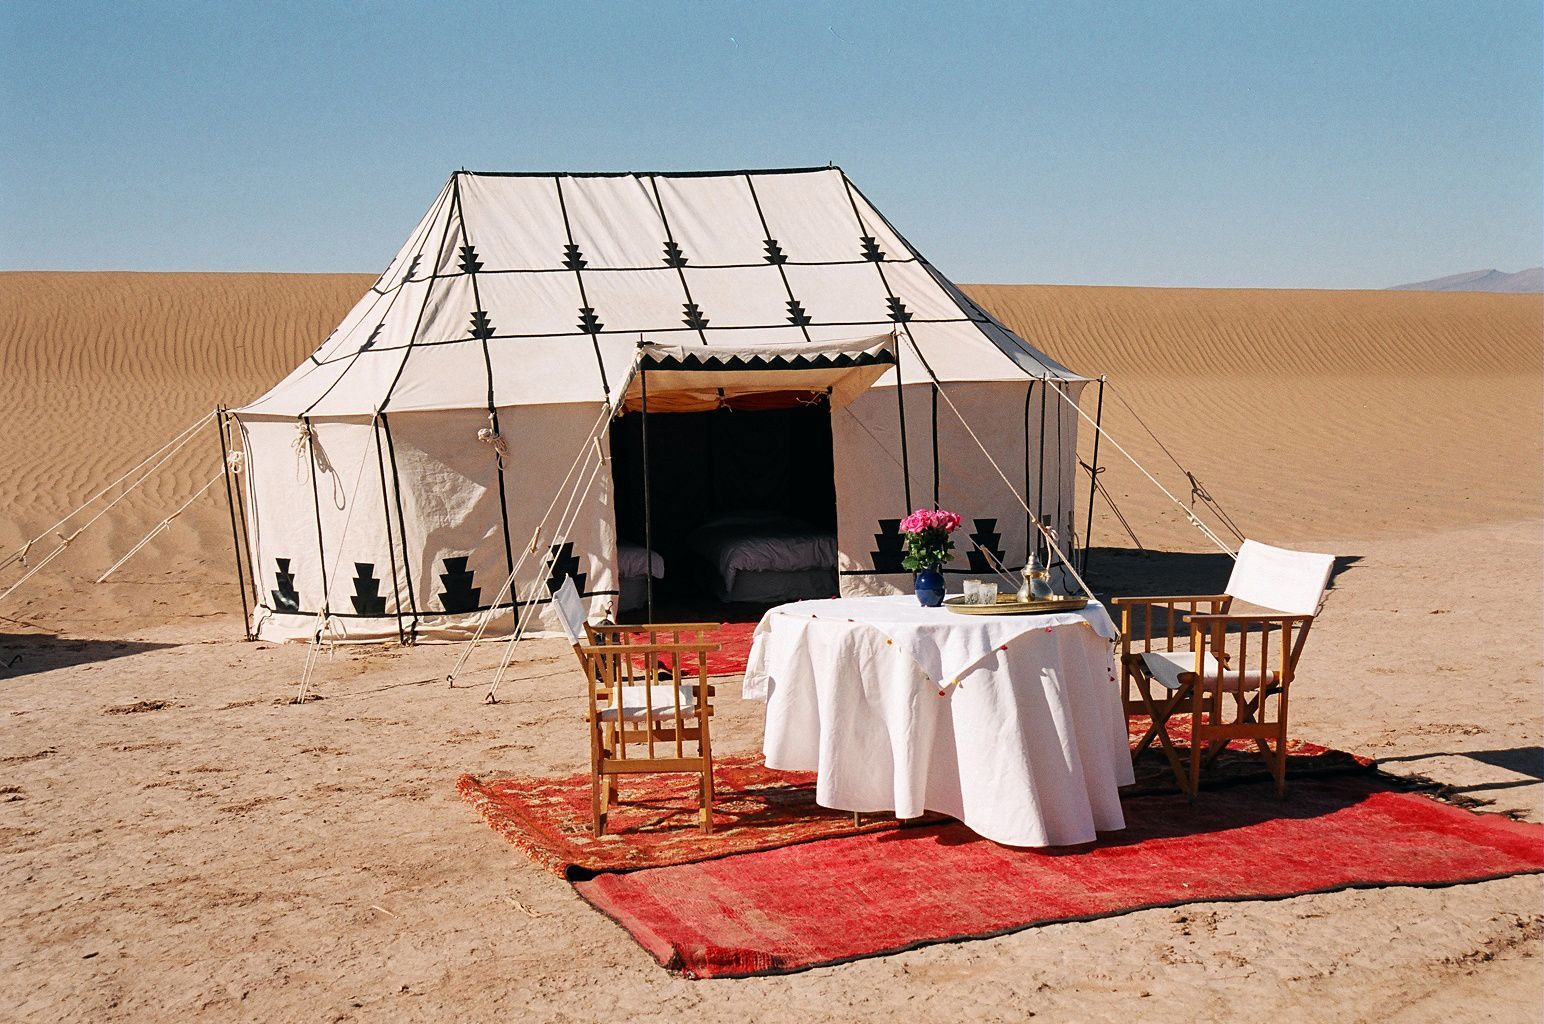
[551,578,720,837]
[1112,540,1334,798]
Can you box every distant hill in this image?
[1389,268,1542,293]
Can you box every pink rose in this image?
[899,508,962,535]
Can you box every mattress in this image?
[690,515,837,593]
[618,542,665,581]
[719,568,838,605]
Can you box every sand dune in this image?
[4,271,1531,649]
[4,272,1537,628]
[2,272,1540,1020]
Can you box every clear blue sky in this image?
[3,1,1540,288]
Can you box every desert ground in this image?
[2,271,1540,1022]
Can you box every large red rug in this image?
[626,621,756,677]
[573,776,1544,978]
[458,728,1368,878]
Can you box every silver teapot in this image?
[1017,558,1057,602]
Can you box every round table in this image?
[742,594,1134,847]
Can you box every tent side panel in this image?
[833,380,1083,597]
[380,403,616,641]
[238,416,399,641]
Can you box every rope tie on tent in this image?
[477,415,510,468]
[226,450,245,474]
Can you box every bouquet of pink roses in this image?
[899,507,961,571]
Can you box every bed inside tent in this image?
[608,337,895,618]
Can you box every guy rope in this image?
[0,412,214,607]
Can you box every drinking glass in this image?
[978,581,998,605]
[963,580,982,604]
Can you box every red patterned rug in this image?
[457,725,1370,878]
[574,776,1544,978]
[626,621,757,677]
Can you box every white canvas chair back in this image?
[552,576,587,645]
[1224,540,1335,616]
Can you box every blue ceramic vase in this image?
[914,567,945,607]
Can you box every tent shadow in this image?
[0,633,174,680]
[1087,546,1361,601]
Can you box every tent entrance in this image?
[609,395,838,622]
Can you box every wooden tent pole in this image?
[640,369,654,624]
[1082,378,1106,576]
[213,406,252,640]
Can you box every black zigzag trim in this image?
[639,350,894,372]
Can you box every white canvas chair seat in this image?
[1138,650,1273,693]
[597,684,704,723]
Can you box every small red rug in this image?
[458,728,1368,878]
[626,621,757,677]
[574,776,1544,978]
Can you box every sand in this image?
[2,272,1541,1021]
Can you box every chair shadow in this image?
[0,633,175,680]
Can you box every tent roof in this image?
[239,167,1087,418]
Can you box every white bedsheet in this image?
[618,542,665,580]
[691,517,835,590]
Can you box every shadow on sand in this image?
[0,633,175,680]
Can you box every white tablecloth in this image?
[743,595,1134,847]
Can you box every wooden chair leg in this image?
[591,768,606,838]
[1136,676,1192,796]
[699,766,714,834]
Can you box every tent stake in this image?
[214,407,252,641]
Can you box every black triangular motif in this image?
[763,239,787,265]
[457,245,483,276]
[860,235,886,261]
[350,562,386,616]
[662,241,689,268]
[405,254,423,281]
[886,297,912,323]
[785,299,812,326]
[544,542,587,597]
[562,244,587,271]
[272,558,300,613]
[682,302,710,330]
[438,556,481,613]
[360,322,385,351]
[577,307,604,335]
[468,310,495,340]
[870,520,906,574]
[966,519,1006,574]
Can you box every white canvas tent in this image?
[227,167,1094,642]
